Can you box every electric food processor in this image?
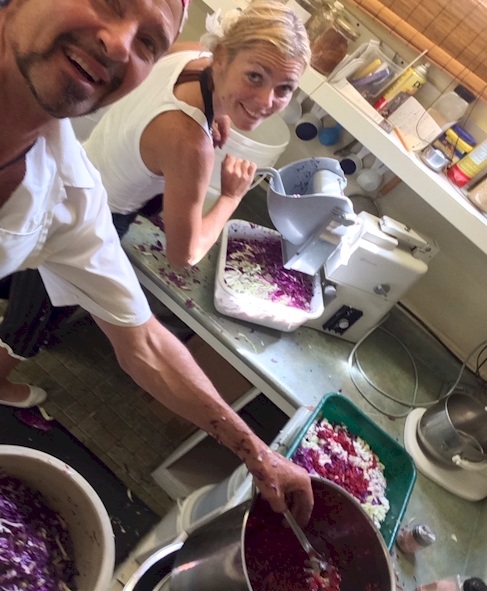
[257,157,431,343]
[404,393,487,501]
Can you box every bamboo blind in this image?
[347,0,487,100]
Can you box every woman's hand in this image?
[220,154,257,201]
[212,115,231,149]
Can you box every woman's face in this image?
[212,42,304,131]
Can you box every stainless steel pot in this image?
[171,476,395,591]
[418,393,487,469]
[123,541,183,591]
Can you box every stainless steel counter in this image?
[122,213,487,590]
[123,214,353,417]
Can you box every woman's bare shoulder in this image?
[141,110,213,175]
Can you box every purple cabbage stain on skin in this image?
[209,419,219,428]
[250,469,265,481]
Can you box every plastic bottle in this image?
[447,139,487,187]
[415,576,487,591]
[466,172,487,213]
[426,84,476,132]
[396,523,436,553]
[373,64,429,116]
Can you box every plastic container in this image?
[374,63,429,116]
[0,445,115,591]
[447,139,487,187]
[310,14,359,75]
[466,174,487,214]
[328,41,403,102]
[305,0,345,43]
[416,576,487,591]
[426,84,476,132]
[208,114,291,195]
[431,125,476,166]
[396,523,436,553]
[285,393,417,549]
[214,220,325,332]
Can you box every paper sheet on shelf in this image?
[387,97,442,151]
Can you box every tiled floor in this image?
[1,295,197,518]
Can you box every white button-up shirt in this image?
[0,118,151,327]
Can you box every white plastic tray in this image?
[214,220,324,332]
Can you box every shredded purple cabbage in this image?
[0,473,78,591]
[225,237,314,310]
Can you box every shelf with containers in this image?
[194,0,487,256]
[310,82,487,256]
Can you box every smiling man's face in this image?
[3,0,183,118]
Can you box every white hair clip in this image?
[205,9,224,37]
[205,7,242,37]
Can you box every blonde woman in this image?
[84,1,311,267]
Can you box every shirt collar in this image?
[43,118,96,189]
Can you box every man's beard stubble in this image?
[13,32,124,118]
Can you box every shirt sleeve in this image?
[38,184,152,327]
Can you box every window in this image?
[347,0,487,99]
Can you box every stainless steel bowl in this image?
[171,476,395,591]
[418,393,487,468]
[123,541,183,591]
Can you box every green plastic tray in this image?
[286,393,417,550]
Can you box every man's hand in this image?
[212,115,231,149]
[245,445,313,527]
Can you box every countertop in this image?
[121,205,487,590]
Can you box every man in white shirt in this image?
[0,0,313,523]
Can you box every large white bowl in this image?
[208,113,291,195]
[0,445,115,591]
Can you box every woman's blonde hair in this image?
[201,0,311,69]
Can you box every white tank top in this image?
[83,50,213,214]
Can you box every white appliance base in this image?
[404,407,487,501]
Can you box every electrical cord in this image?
[348,313,487,418]
[397,301,487,388]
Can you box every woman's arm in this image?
[140,110,255,268]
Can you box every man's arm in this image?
[94,314,314,525]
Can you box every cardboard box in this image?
[147,335,253,440]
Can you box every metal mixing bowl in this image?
[418,393,487,468]
[171,476,395,591]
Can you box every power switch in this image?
[322,305,363,335]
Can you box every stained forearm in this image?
[96,315,262,453]
[94,314,313,524]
